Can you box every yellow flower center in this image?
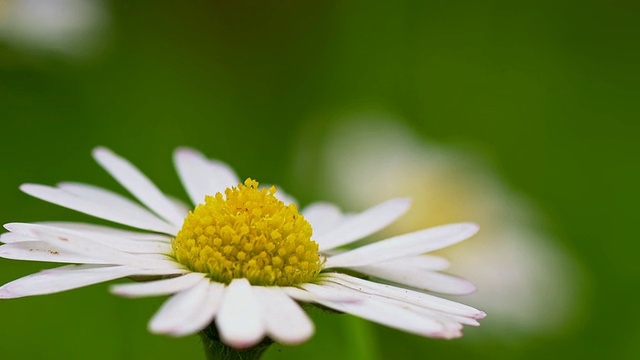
[172,178,322,286]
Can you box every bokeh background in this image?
[1,1,638,359]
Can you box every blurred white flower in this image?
[0,0,108,57]
[299,116,584,336]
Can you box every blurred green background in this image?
[1,0,638,359]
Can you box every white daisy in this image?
[0,147,485,349]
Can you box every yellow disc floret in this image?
[172,178,322,286]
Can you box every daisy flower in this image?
[0,147,485,349]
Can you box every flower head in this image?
[0,147,485,348]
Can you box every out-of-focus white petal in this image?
[302,202,344,238]
[316,198,411,251]
[267,186,297,206]
[374,255,452,271]
[110,273,206,298]
[324,223,479,268]
[92,147,185,227]
[216,279,265,349]
[253,286,314,345]
[19,184,177,234]
[173,147,240,206]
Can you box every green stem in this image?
[200,325,272,360]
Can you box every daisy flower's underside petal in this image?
[349,264,476,295]
[0,241,109,264]
[253,286,314,345]
[148,277,212,336]
[324,273,486,319]
[20,184,177,234]
[7,223,172,254]
[301,202,344,238]
[315,198,411,251]
[0,265,151,299]
[92,147,185,227]
[324,223,479,268]
[37,222,172,242]
[216,278,266,349]
[173,147,240,206]
[110,272,206,298]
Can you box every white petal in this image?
[167,195,191,218]
[383,255,451,270]
[316,198,411,251]
[130,268,189,276]
[0,265,145,298]
[314,292,455,338]
[8,223,171,254]
[325,223,479,268]
[92,147,185,227]
[9,224,180,270]
[0,241,109,264]
[37,222,172,242]
[20,184,177,234]
[373,255,451,271]
[283,285,362,303]
[169,281,226,336]
[216,279,265,349]
[417,307,481,327]
[0,232,35,243]
[321,280,475,330]
[350,265,476,295]
[302,202,344,238]
[173,147,240,206]
[148,278,211,335]
[58,182,176,223]
[110,272,206,298]
[324,273,485,319]
[253,286,314,345]
[269,186,298,206]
